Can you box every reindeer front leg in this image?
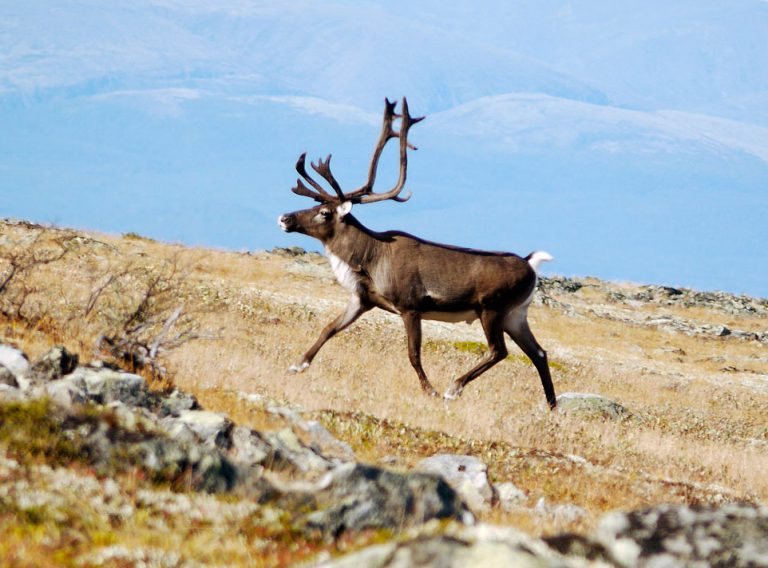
[288,295,370,373]
[402,311,439,397]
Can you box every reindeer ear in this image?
[336,201,353,218]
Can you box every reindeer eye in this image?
[320,209,333,219]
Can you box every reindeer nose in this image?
[278,214,296,232]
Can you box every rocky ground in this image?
[1,219,768,566]
[2,342,767,567]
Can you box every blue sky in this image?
[1,1,767,297]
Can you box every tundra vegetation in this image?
[1,218,767,566]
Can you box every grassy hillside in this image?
[1,218,767,563]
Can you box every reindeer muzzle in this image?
[278,214,296,232]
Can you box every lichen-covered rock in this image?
[60,366,150,407]
[319,523,583,568]
[229,425,271,467]
[262,427,334,475]
[157,388,198,417]
[268,404,356,463]
[594,503,768,567]
[556,393,630,420]
[293,419,356,463]
[173,409,233,450]
[416,454,496,512]
[29,346,78,382]
[78,415,239,493]
[296,463,473,539]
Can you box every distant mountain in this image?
[1,1,766,296]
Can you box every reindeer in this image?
[278,98,557,408]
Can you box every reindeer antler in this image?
[289,97,424,204]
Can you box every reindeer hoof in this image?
[443,386,462,401]
[288,362,310,374]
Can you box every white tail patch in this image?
[527,251,554,272]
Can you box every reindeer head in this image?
[278,98,423,245]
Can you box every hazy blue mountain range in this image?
[2,1,767,296]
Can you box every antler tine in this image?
[311,155,346,201]
[343,97,399,200]
[295,153,337,202]
[291,178,328,203]
[358,97,424,204]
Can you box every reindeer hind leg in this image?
[504,307,557,409]
[444,310,508,400]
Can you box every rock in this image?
[556,393,630,420]
[174,410,233,450]
[534,497,587,524]
[0,364,18,388]
[297,463,473,539]
[79,417,239,493]
[0,344,29,377]
[594,503,768,568]
[58,366,150,407]
[539,276,584,295]
[29,346,78,382]
[293,419,356,462]
[157,389,199,417]
[268,405,356,463]
[262,427,334,475]
[0,382,25,401]
[229,425,271,467]
[320,523,582,568]
[496,482,527,512]
[416,454,496,512]
[43,373,89,407]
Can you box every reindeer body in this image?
[278,98,556,408]
[323,216,537,319]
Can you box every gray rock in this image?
[29,346,78,382]
[594,503,768,568]
[0,364,18,388]
[61,366,150,407]
[262,427,334,475]
[0,383,25,401]
[229,425,271,467]
[159,418,199,445]
[320,523,583,568]
[267,404,355,463]
[174,410,233,450]
[534,497,588,524]
[297,463,473,539]
[496,481,528,511]
[43,374,89,408]
[417,454,496,512]
[157,389,198,417]
[0,344,29,377]
[293,419,356,462]
[556,393,630,420]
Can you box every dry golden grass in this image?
[2,219,768,553]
